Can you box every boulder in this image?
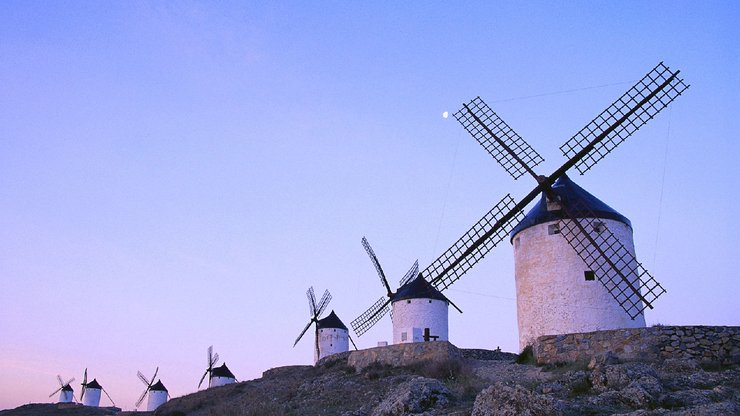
[472,382,561,416]
[370,376,451,415]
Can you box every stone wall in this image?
[533,325,739,365]
[345,340,462,371]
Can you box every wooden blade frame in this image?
[560,62,689,174]
[361,237,393,296]
[351,296,391,337]
[398,259,419,287]
[454,97,544,180]
[558,199,666,318]
[421,194,523,291]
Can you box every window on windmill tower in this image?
[401,332,407,342]
[584,270,595,281]
[548,223,560,235]
[514,237,520,248]
[407,300,411,304]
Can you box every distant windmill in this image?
[353,62,688,349]
[198,346,236,388]
[293,286,357,363]
[48,374,75,403]
[351,237,462,343]
[136,367,169,411]
[80,368,115,407]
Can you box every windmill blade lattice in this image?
[454,97,544,180]
[560,62,689,174]
[307,286,317,316]
[558,200,666,318]
[361,236,392,294]
[351,296,391,337]
[316,290,332,318]
[135,367,159,408]
[399,259,419,287]
[49,375,75,397]
[422,194,523,290]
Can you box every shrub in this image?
[515,345,536,365]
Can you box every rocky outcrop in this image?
[370,377,451,416]
[472,382,560,416]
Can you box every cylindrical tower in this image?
[82,379,102,407]
[316,310,349,363]
[147,381,168,411]
[58,385,74,403]
[511,175,646,350]
[391,277,449,344]
[209,363,236,387]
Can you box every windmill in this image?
[198,346,236,388]
[136,367,169,411]
[80,368,115,407]
[293,286,357,362]
[351,62,688,347]
[351,237,462,344]
[48,374,76,403]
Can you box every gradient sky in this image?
[1,1,738,411]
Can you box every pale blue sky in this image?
[1,1,738,410]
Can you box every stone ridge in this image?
[533,325,739,365]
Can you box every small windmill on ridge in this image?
[351,237,462,344]
[80,368,115,407]
[351,63,689,349]
[49,374,75,403]
[198,345,236,389]
[136,366,169,411]
[294,286,357,363]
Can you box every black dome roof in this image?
[317,310,348,330]
[510,174,631,240]
[85,379,102,389]
[211,363,235,379]
[392,276,450,303]
[150,380,168,392]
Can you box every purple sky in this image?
[1,1,738,411]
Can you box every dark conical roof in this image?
[392,276,450,303]
[61,384,74,392]
[317,310,348,330]
[85,379,102,389]
[211,363,235,379]
[510,174,631,240]
[150,380,168,392]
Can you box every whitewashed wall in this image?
[513,218,646,350]
[209,376,235,388]
[316,327,349,363]
[392,298,448,344]
[147,389,168,411]
[82,388,101,407]
[58,389,73,403]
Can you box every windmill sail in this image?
[454,97,544,180]
[560,62,689,174]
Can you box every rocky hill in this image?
[152,340,737,416]
[4,326,737,416]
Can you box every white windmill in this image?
[48,375,75,403]
[198,346,236,389]
[510,175,647,348]
[136,367,169,411]
[80,369,115,407]
[293,287,357,363]
[351,237,462,344]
